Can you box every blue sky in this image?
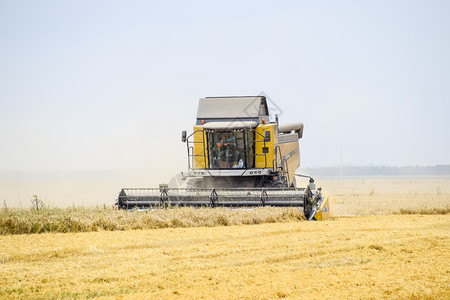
[1,0,449,172]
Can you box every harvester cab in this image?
[184,96,302,188]
[117,96,329,220]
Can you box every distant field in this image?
[318,178,450,216]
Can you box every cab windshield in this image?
[206,130,254,169]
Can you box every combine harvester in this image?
[117,96,329,220]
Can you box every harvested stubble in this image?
[0,206,304,235]
[0,215,448,299]
[1,178,449,298]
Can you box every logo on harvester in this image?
[242,91,283,122]
[259,91,283,120]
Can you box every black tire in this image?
[271,181,284,188]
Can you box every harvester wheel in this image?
[271,181,283,188]
[304,186,314,219]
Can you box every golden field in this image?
[0,178,449,299]
[1,215,449,299]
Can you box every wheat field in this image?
[1,215,448,299]
[0,178,449,299]
[319,177,450,216]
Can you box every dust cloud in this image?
[0,166,185,208]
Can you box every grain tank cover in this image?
[196,96,269,124]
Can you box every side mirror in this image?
[181,130,187,142]
[264,130,271,142]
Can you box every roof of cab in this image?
[196,96,269,120]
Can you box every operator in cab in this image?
[217,131,241,168]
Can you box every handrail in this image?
[250,129,268,168]
[274,145,282,171]
[283,158,290,186]
[185,129,208,170]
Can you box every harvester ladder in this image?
[274,145,290,186]
[282,158,290,186]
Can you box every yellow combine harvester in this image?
[117,96,329,220]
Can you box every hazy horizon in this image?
[1,1,449,207]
